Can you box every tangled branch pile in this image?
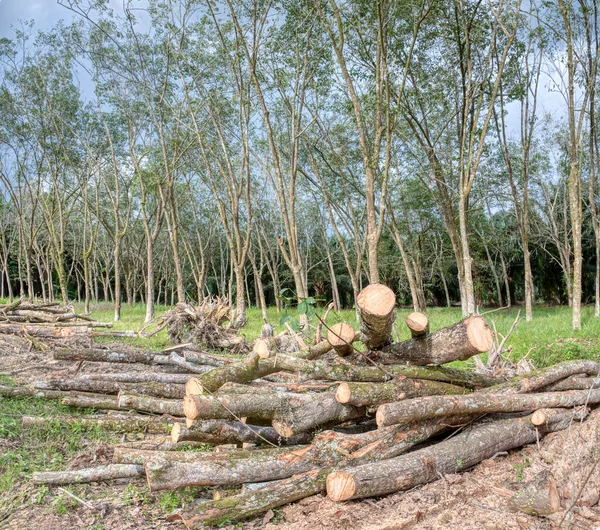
[155,298,248,353]
[15,284,600,528]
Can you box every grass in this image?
[2,300,600,522]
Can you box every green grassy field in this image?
[2,302,600,524]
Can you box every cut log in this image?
[271,394,365,436]
[83,373,193,384]
[508,470,561,515]
[356,283,396,350]
[168,352,215,374]
[53,347,156,364]
[144,445,311,490]
[61,392,121,411]
[335,379,471,407]
[22,414,174,434]
[115,437,208,451]
[253,336,333,360]
[327,409,585,501]
[170,469,328,528]
[194,352,496,393]
[376,388,600,427]
[542,374,600,392]
[171,416,464,527]
[375,316,493,366]
[33,379,185,399]
[406,312,429,339]
[326,323,356,357]
[182,350,235,367]
[171,420,313,446]
[0,385,65,400]
[118,392,185,416]
[114,448,216,465]
[33,464,144,485]
[484,360,600,394]
[183,391,293,421]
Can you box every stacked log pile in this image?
[0,299,133,343]
[15,284,600,528]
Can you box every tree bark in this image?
[83,373,192,384]
[376,388,600,427]
[33,464,144,485]
[374,316,493,365]
[53,348,156,364]
[327,409,585,501]
[34,379,185,399]
[335,379,471,407]
[22,414,173,434]
[118,393,185,417]
[194,352,496,393]
[171,420,312,446]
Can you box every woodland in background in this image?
[0,0,599,330]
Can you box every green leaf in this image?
[288,318,300,332]
[305,297,315,305]
[279,315,291,326]
[297,301,308,314]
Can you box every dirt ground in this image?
[2,341,600,530]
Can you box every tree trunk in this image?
[22,414,173,434]
[118,393,184,416]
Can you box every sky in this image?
[0,0,567,137]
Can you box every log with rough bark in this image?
[373,315,493,366]
[171,420,313,446]
[376,388,600,426]
[115,437,208,451]
[34,379,185,399]
[168,352,215,374]
[542,374,600,392]
[61,392,121,411]
[406,312,429,339]
[327,408,586,501]
[484,360,600,394]
[114,448,221,465]
[183,390,298,421]
[508,470,561,515]
[118,392,185,416]
[335,379,471,407]
[53,347,156,364]
[356,283,396,350]
[194,352,496,393]
[33,464,144,485]
[253,336,332,360]
[0,385,65,399]
[83,373,193,384]
[144,445,312,491]
[326,323,356,357]
[271,393,365,437]
[170,469,328,528]
[22,414,174,434]
[170,417,466,527]
[181,350,235,367]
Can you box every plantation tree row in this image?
[0,0,598,329]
